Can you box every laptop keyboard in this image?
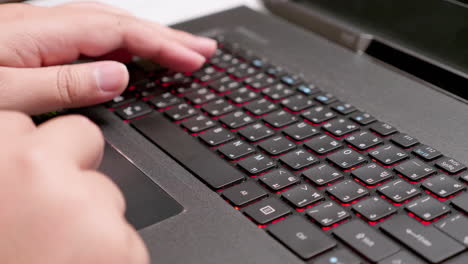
[107,36,468,263]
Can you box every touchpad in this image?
[99,144,183,230]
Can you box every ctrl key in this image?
[268,216,336,259]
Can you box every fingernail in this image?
[196,36,217,49]
[94,61,128,93]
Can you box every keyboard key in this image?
[460,173,468,184]
[369,144,408,166]
[323,118,359,137]
[185,87,218,105]
[282,184,323,208]
[268,216,336,259]
[281,94,315,112]
[226,87,259,104]
[258,136,296,156]
[198,127,235,146]
[394,159,436,181]
[390,133,420,148]
[115,102,152,120]
[193,66,224,82]
[219,111,255,129]
[327,148,367,170]
[244,72,276,90]
[314,93,337,105]
[238,154,276,175]
[282,121,319,141]
[405,196,450,221]
[218,140,255,160]
[265,65,284,77]
[222,181,267,207]
[378,179,421,204]
[280,74,302,86]
[263,110,298,128]
[302,164,343,186]
[172,82,202,95]
[333,220,400,262]
[435,157,467,174]
[148,92,181,109]
[302,106,336,124]
[164,103,197,121]
[181,115,216,133]
[412,145,442,161]
[262,83,295,100]
[345,131,383,151]
[369,122,398,136]
[279,148,318,170]
[313,249,361,264]
[201,99,235,116]
[380,215,465,264]
[243,98,278,116]
[304,135,342,155]
[259,169,300,191]
[243,198,290,225]
[436,214,468,246]
[352,196,397,221]
[351,163,393,186]
[226,63,257,79]
[106,91,137,107]
[422,174,465,198]
[296,83,319,95]
[349,111,376,125]
[306,201,350,227]
[451,192,468,213]
[208,76,242,93]
[378,251,426,264]
[238,123,274,142]
[330,102,357,115]
[327,180,369,203]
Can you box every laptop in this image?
[51,2,468,263]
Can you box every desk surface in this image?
[27,0,263,25]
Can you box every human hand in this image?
[0,111,149,264]
[0,2,216,114]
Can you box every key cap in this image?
[208,76,242,93]
[193,66,224,82]
[412,145,442,161]
[164,103,197,121]
[244,72,276,90]
[198,127,235,147]
[460,172,468,184]
[262,83,295,100]
[378,179,420,203]
[394,159,436,181]
[327,148,367,170]
[302,106,336,124]
[345,131,384,151]
[265,65,284,77]
[313,249,361,264]
[201,98,235,117]
[315,93,337,105]
[422,174,465,198]
[327,180,369,204]
[352,196,397,222]
[219,111,255,129]
[148,92,181,109]
[243,197,290,225]
[307,201,350,227]
[436,214,468,246]
[181,115,216,133]
[227,63,257,79]
[238,123,274,142]
[369,122,398,136]
[369,144,408,166]
[106,91,137,107]
[435,157,467,174]
[185,87,218,105]
[380,215,465,264]
[218,139,255,160]
[222,181,267,207]
[405,196,450,221]
[282,184,323,208]
[131,113,244,189]
[330,102,357,115]
[258,136,296,156]
[280,74,302,86]
[279,148,318,170]
[238,154,276,175]
[350,111,376,125]
[390,133,420,148]
[259,169,300,191]
[263,110,298,128]
[302,164,343,186]
[281,94,315,112]
[226,87,259,104]
[243,98,278,116]
[351,163,393,186]
[378,251,426,264]
[333,220,400,262]
[296,83,319,95]
[268,216,336,259]
[115,102,152,120]
[282,122,319,141]
[250,58,266,69]
[451,192,468,213]
[323,118,359,137]
[304,134,342,155]
[172,82,202,95]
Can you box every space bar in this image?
[131,112,245,189]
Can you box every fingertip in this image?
[94,61,129,95]
[156,46,207,72]
[194,36,218,58]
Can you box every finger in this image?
[34,115,104,170]
[58,1,132,16]
[0,111,36,135]
[0,61,128,114]
[156,26,217,58]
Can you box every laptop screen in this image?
[295,0,468,77]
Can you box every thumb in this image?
[0,61,128,115]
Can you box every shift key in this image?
[380,215,465,263]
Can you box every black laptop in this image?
[66,1,468,263]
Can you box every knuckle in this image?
[56,66,82,106]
